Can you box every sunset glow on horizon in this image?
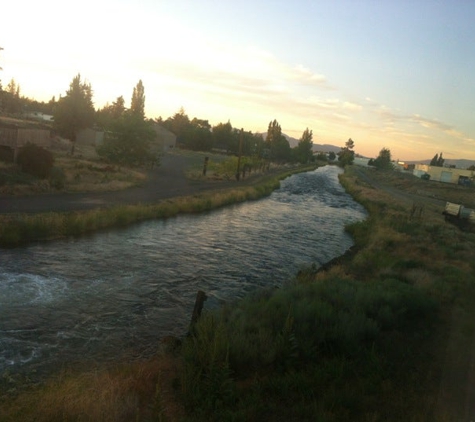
[1,0,475,161]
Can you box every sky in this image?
[1,0,475,161]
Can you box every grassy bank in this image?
[2,165,475,421]
[178,166,475,421]
[0,165,315,248]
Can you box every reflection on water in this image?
[0,165,366,376]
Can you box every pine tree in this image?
[437,152,445,167]
[130,80,145,119]
[53,74,95,155]
[295,128,313,163]
[338,138,355,166]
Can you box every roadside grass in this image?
[2,164,475,420]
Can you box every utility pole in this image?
[236,128,243,181]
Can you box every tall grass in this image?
[179,275,437,420]
[177,166,475,421]
[0,357,183,422]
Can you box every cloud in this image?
[343,101,362,111]
[291,64,328,86]
[410,114,453,132]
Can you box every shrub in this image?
[17,143,54,179]
[49,166,66,189]
[183,278,437,380]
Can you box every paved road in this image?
[0,154,223,214]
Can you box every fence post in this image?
[189,290,207,329]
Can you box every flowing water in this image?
[0,165,366,377]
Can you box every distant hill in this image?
[406,158,475,170]
[312,143,342,153]
[260,132,341,153]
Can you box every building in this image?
[77,127,104,147]
[151,124,176,152]
[25,112,54,123]
[413,164,475,185]
[0,120,51,162]
[353,157,371,166]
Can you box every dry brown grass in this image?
[0,354,184,422]
[0,144,146,195]
[55,155,146,193]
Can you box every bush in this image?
[49,166,66,189]
[183,278,437,380]
[17,143,54,179]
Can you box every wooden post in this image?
[236,128,243,181]
[190,290,207,327]
[202,156,209,176]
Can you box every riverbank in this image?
[2,165,475,421]
[0,162,317,247]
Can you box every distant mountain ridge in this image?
[260,132,341,153]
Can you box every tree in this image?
[54,74,95,155]
[266,119,282,147]
[430,152,445,167]
[162,109,214,151]
[437,152,445,167]
[96,96,126,128]
[185,122,214,151]
[266,119,291,162]
[328,151,336,161]
[164,108,191,140]
[371,147,392,170]
[294,128,313,163]
[97,113,157,167]
[96,81,160,166]
[213,121,235,152]
[338,138,355,166]
[130,80,145,119]
[2,78,22,114]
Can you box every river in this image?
[0,165,366,377]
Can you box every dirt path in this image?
[0,154,238,214]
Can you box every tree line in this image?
[0,73,362,168]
